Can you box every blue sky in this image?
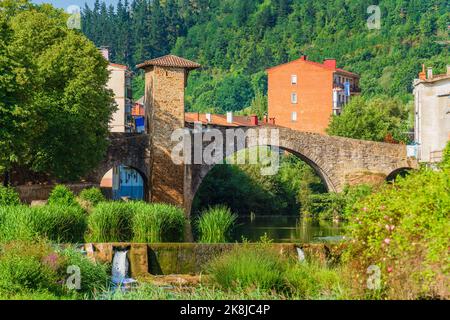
[32,1,119,10]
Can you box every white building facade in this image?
[413,66,450,163]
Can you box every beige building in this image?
[413,65,450,163]
[101,47,133,133]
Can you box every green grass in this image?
[196,206,237,243]
[207,243,286,291]
[0,205,87,243]
[87,202,135,242]
[207,243,348,299]
[131,202,185,243]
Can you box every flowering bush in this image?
[343,167,449,299]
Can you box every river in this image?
[231,215,346,243]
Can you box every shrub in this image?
[87,202,135,242]
[196,206,237,243]
[343,168,450,299]
[78,187,105,207]
[60,246,110,296]
[0,241,110,299]
[0,186,20,206]
[0,241,64,295]
[208,244,286,291]
[132,202,185,243]
[48,185,78,207]
[0,205,87,243]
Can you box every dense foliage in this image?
[78,187,106,207]
[0,1,115,180]
[0,240,109,298]
[344,162,450,299]
[0,185,20,206]
[81,0,448,112]
[47,185,78,207]
[327,96,413,142]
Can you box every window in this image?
[291,75,297,85]
[291,111,297,122]
[291,93,298,104]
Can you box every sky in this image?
[32,0,119,10]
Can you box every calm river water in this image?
[231,215,346,243]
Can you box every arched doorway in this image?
[100,165,146,201]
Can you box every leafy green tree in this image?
[327,96,412,143]
[0,3,115,181]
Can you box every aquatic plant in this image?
[87,202,134,242]
[196,206,237,243]
[132,202,185,243]
[0,205,86,243]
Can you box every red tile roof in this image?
[109,62,128,70]
[185,113,259,127]
[136,55,201,70]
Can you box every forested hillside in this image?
[82,0,449,113]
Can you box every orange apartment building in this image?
[267,55,360,134]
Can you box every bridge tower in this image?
[137,55,201,207]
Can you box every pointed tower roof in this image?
[136,54,201,70]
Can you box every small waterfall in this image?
[296,247,305,262]
[112,250,129,285]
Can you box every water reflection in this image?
[231,215,346,243]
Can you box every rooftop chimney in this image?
[427,67,433,79]
[226,111,233,124]
[250,115,258,126]
[323,59,337,69]
[100,46,109,61]
[206,113,212,123]
[300,55,308,61]
[419,64,426,80]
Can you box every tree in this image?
[0,3,115,181]
[327,96,411,143]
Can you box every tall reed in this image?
[196,206,237,243]
[0,205,86,243]
[132,202,185,243]
[87,202,134,242]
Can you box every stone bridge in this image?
[89,125,418,215]
[88,54,418,215]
